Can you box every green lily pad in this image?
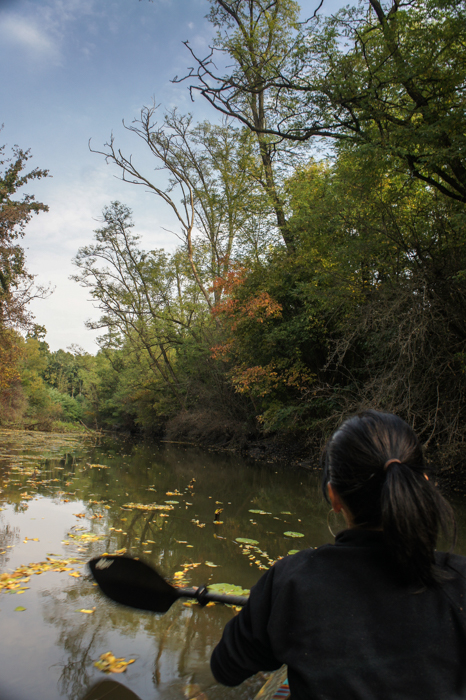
[287,549,299,555]
[284,531,304,538]
[164,500,179,504]
[208,583,250,596]
[281,511,292,515]
[236,537,259,545]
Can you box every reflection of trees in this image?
[0,519,20,569]
[39,574,255,700]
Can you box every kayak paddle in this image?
[88,555,249,613]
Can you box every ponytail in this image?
[323,411,456,586]
[382,461,455,585]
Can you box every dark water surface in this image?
[0,430,465,700]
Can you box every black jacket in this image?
[210,529,466,699]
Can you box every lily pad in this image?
[208,583,250,596]
[236,537,259,545]
[287,549,299,555]
[283,531,304,538]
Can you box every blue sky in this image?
[1,0,344,353]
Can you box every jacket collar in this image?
[335,529,387,548]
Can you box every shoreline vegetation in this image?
[1,0,465,475]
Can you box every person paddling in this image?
[210,410,466,699]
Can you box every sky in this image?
[1,0,345,354]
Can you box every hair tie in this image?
[384,458,401,470]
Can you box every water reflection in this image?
[0,430,465,700]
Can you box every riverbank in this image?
[194,429,466,499]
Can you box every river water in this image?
[0,430,465,700]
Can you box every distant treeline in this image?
[1,0,465,461]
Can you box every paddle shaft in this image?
[179,586,248,607]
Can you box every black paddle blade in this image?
[88,556,179,613]
[82,680,142,700]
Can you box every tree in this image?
[72,202,207,408]
[0,142,49,395]
[184,0,466,203]
[179,0,305,249]
[0,142,49,328]
[91,107,277,303]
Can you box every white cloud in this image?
[0,14,59,60]
[0,0,99,66]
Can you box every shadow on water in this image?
[0,430,466,700]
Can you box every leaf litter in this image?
[94,652,136,674]
[0,557,82,594]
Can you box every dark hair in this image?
[322,410,456,586]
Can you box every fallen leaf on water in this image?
[249,509,271,515]
[14,606,26,612]
[69,571,81,578]
[78,608,95,614]
[236,538,259,545]
[73,513,86,518]
[94,652,135,674]
[205,562,218,568]
[122,503,174,512]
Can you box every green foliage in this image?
[0,142,49,330]
[7,0,465,460]
[47,388,83,423]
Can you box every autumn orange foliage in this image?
[231,361,315,397]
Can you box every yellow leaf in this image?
[78,608,95,614]
[94,652,136,674]
[69,572,81,578]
